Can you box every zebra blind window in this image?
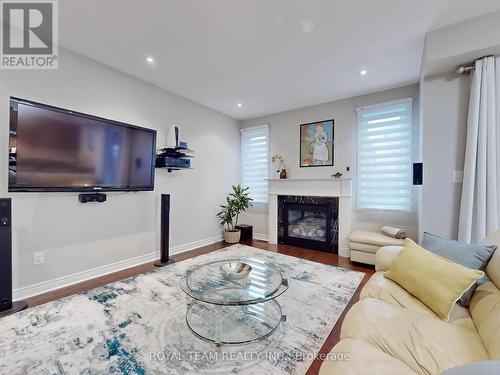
[357,98,413,211]
[241,125,269,203]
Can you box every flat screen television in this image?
[8,97,156,192]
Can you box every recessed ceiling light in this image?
[146,56,155,64]
[237,103,243,108]
[301,19,316,33]
[360,70,368,76]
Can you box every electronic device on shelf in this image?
[156,157,191,169]
[8,97,157,194]
[166,126,179,148]
[156,144,194,172]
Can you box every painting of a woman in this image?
[300,120,334,167]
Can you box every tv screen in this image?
[8,97,156,192]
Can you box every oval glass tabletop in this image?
[180,257,289,306]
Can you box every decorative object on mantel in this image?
[216,185,253,243]
[332,172,343,178]
[155,126,194,172]
[272,154,288,179]
[300,119,334,167]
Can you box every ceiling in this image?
[59,1,500,120]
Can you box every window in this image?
[241,125,269,203]
[357,98,413,211]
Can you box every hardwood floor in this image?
[25,239,374,374]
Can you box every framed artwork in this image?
[300,119,334,167]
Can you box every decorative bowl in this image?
[220,262,252,280]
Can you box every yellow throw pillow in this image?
[384,239,484,320]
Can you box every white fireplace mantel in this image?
[267,178,352,257]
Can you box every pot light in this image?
[360,69,367,76]
[146,56,155,64]
[237,103,243,108]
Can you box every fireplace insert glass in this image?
[287,210,327,242]
[278,195,339,253]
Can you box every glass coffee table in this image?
[180,258,289,346]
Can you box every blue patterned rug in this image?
[0,244,364,374]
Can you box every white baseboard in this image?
[253,233,269,242]
[169,234,222,255]
[13,234,223,301]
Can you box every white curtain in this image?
[458,56,500,243]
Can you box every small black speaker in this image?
[0,198,27,318]
[154,194,174,267]
[413,162,423,185]
[78,193,107,203]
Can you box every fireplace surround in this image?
[268,178,352,257]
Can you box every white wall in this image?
[0,48,240,296]
[420,76,470,239]
[240,84,420,241]
[420,10,500,240]
[424,10,500,76]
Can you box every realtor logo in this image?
[1,0,58,69]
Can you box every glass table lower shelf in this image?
[180,257,289,346]
[185,298,286,346]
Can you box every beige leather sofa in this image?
[320,232,500,375]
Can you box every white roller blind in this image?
[241,125,269,203]
[357,98,413,211]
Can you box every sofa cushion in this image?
[480,230,500,285]
[422,232,496,271]
[375,245,404,271]
[340,298,489,375]
[319,338,417,375]
[361,272,472,324]
[385,239,484,320]
[469,281,500,359]
[485,243,500,289]
[349,230,406,247]
[422,232,496,306]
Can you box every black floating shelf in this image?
[165,167,193,173]
[159,146,194,153]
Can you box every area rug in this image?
[0,244,364,375]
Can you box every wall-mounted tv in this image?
[8,97,156,192]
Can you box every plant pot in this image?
[224,229,241,244]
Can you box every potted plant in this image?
[217,185,253,243]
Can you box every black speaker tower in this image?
[0,198,28,318]
[154,194,175,267]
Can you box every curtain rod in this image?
[456,55,496,75]
[456,65,474,75]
